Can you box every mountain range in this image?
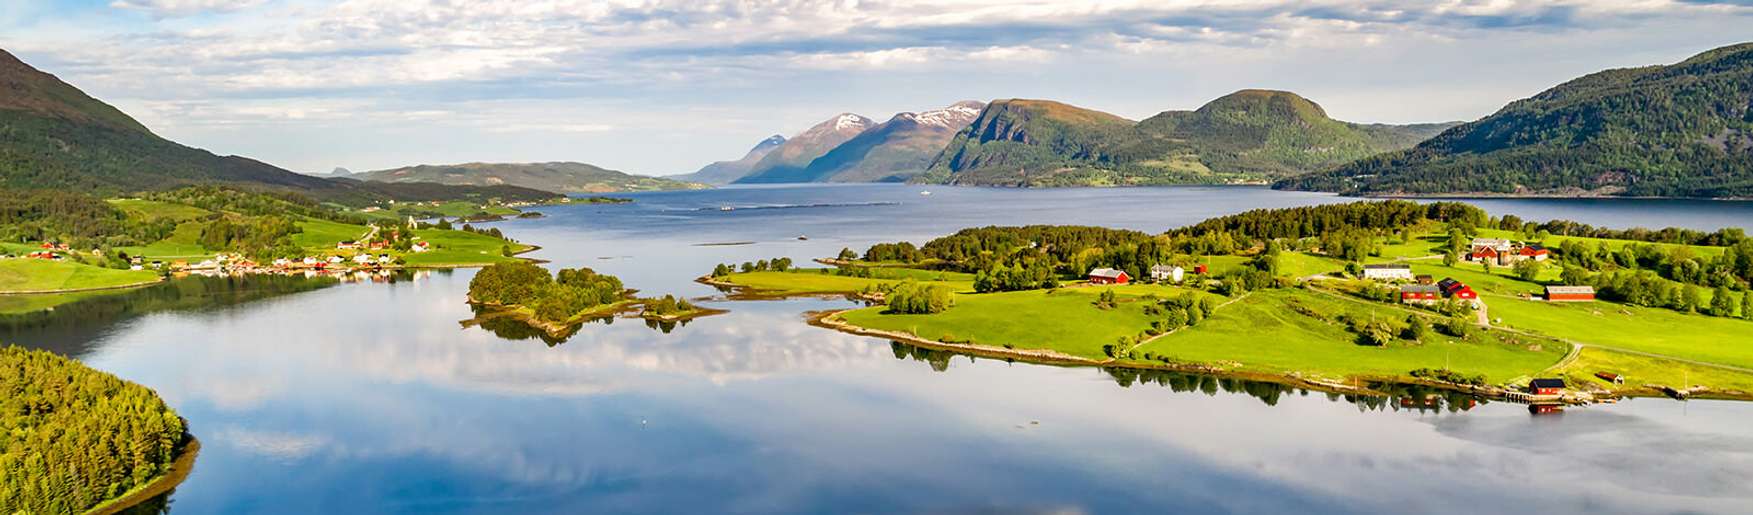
[919,91,1456,187]
[357,162,703,193]
[0,49,557,205]
[732,113,877,183]
[671,135,786,184]
[1277,42,1753,198]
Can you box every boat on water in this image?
[919,190,932,196]
[719,206,734,212]
[796,235,809,240]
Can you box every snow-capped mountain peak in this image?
[912,101,985,128]
[833,113,872,132]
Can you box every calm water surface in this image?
[14,185,1753,514]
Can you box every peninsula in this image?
[704,201,1753,402]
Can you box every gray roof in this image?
[1401,284,1441,293]
[1089,268,1127,278]
[1364,264,1412,270]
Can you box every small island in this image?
[1,346,197,514]
[465,262,722,339]
[703,201,1753,404]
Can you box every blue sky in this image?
[3,1,1750,176]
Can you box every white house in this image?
[1149,264,1184,283]
[352,254,373,265]
[328,256,345,264]
[412,241,431,253]
[1362,264,1414,281]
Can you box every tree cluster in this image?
[1,346,187,514]
[886,280,953,314]
[468,262,628,323]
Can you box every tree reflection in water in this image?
[888,341,1484,413]
[0,273,353,358]
[464,305,701,347]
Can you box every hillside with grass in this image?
[705,201,1753,399]
[1279,42,1753,198]
[921,91,1453,187]
[358,162,702,193]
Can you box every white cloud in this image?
[110,0,264,17]
[4,0,1749,172]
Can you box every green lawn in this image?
[1371,233,1447,260]
[398,228,534,267]
[1556,347,1753,394]
[106,199,212,222]
[1134,289,1566,383]
[842,284,1217,359]
[1489,295,1753,370]
[117,221,211,258]
[0,259,159,293]
[293,219,371,250]
[355,201,521,221]
[1278,252,1344,278]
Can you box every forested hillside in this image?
[1278,42,1753,198]
[921,91,1452,187]
[1,346,189,514]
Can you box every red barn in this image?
[1401,284,1441,303]
[1451,287,1477,300]
[1545,285,1595,302]
[1529,378,1566,395]
[1087,268,1130,285]
[1193,264,1208,275]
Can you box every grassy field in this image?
[1278,252,1345,278]
[0,259,159,293]
[1134,289,1566,383]
[1555,347,1753,394]
[118,221,211,258]
[842,284,1217,360]
[354,202,521,222]
[399,228,534,267]
[293,218,371,250]
[106,199,212,222]
[1488,295,1753,370]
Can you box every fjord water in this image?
[14,185,1753,514]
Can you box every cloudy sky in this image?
[3,1,1750,176]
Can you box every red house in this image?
[1193,264,1208,275]
[1451,287,1478,300]
[1519,245,1551,261]
[1087,268,1130,285]
[1529,378,1566,395]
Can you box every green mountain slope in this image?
[1277,42,1753,198]
[357,162,704,193]
[922,92,1453,187]
[0,49,559,206]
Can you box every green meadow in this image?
[1134,288,1565,383]
[841,284,1216,360]
[0,259,159,293]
